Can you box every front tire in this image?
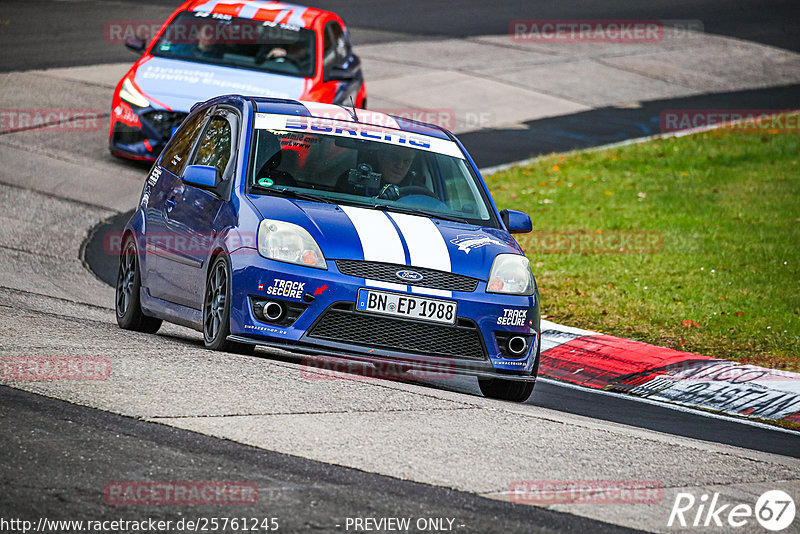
[203,255,254,355]
[115,235,162,333]
[479,344,539,402]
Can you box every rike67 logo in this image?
[668,490,796,531]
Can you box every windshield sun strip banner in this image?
[191,1,311,27]
[254,113,465,159]
[302,102,402,130]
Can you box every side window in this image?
[190,115,233,178]
[160,109,211,175]
[323,22,348,68]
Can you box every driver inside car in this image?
[168,22,225,60]
[261,41,310,71]
[336,146,431,200]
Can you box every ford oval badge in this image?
[396,270,424,282]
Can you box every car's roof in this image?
[186,1,329,28]
[252,98,452,140]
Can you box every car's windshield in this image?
[152,11,316,78]
[248,113,496,226]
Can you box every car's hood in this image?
[134,56,305,112]
[247,196,522,281]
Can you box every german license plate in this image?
[356,289,457,325]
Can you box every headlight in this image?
[119,77,150,108]
[486,254,534,295]
[257,219,327,270]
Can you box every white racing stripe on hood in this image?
[388,213,452,298]
[340,206,406,291]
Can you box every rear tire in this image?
[115,235,162,333]
[203,255,254,355]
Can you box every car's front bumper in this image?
[108,99,187,161]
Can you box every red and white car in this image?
[109,0,367,160]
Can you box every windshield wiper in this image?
[250,185,336,204]
[370,204,469,224]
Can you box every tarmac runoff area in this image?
[0,27,800,533]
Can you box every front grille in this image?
[307,303,486,360]
[336,260,480,292]
[142,111,188,140]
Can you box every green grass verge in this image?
[487,115,800,370]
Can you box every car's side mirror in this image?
[182,165,220,190]
[324,66,356,83]
[500,209,532,234]
[125,37,146,53]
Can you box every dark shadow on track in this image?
[383,373,800,458]
[530,380,800,458]
[83,210,133,287]
[462,84,800,168]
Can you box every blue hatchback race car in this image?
[115,95,540,402]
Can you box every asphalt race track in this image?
[1,1,799,533]
[2,386,639,533]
